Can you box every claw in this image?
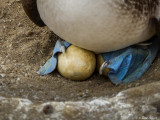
[60,45,66,54]
[99,60,109,75]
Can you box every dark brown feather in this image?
[124,0,159,17]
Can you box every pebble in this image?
[18,22,23,27]
[57,74,61,78]
[127,84,132,88]
[54,96,60,101]
[135,83,140,87]
[9,73,15,78]
[0,74,6,78]
[1,65,7,71]
[63,105,80,118]
[1,64,12,71]
[24,73,28,77]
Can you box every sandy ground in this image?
[0,0,160,104]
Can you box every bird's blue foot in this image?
[38,40,70,75]
[100,36,160,85]
[38,36,159,85]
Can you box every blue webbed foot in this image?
[38,40,70,76]
[99,36,160,85]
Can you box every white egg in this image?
[57,45,96,81]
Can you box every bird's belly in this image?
[37,0,156,53]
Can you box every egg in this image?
[57,45,96,81]
[96,54,111,77]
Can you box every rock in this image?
[0,82,160,120]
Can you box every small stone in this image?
[1,65,7,71]
[135,83,140,87]
[54,96,60,101]
[127,84,132,88]
[0,74,6,78]
[63,105,79,118]
[6,59,10,63]
[57,74,61,78]
[9,73,15,78]
[18,22,23,27]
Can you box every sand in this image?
[0,0,160,104]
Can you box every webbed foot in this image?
[38,40,70,75]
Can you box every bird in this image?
[21,0,160,53]
[22,0,160,84]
